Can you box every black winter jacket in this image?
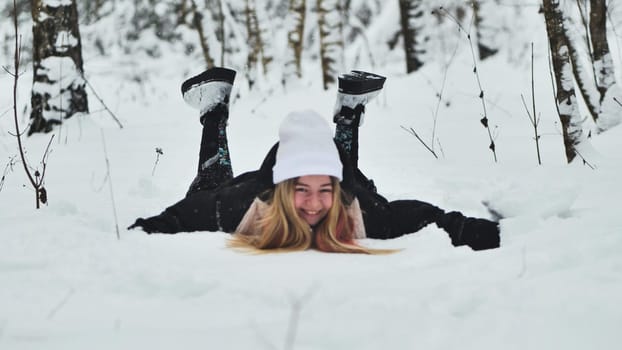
[130,143,500,250]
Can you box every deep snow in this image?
[1,5,622,350]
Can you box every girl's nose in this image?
[307,194,323,210]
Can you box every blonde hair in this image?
[229,177,396,254]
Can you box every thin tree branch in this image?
[11,0,46,208]
[575,0,596,66]
[47,288,75,320]
[401,126,438,159]
[100,129,120,240]
[39,135,55,182]
[520,42,542,165]
[7,126,29,137]
[435,6,498,162]
[152,147,163,176]
[0,155,17,193]
[284,285,317,350]
[82,73,124,129]
[521,94,534,123]
[521,94,542,164]
[430,36,460,152]
[573,147,595,169]
[2,65,17,76]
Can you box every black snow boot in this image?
[182,67,237,197]
[333,71,386,169]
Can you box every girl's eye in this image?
[320,188,333,193]
[295,187,307,193]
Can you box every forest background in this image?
[1,0,621,349]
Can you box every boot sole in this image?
[338,71,386,95]
[181,67,236,96]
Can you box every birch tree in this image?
[30,0,88,135]
[317,0,343,89]
[558,0,620,132]
[209,0,226,66]
[220,1,248,71]
[244,0,273,89]
[82,0,109,24]
[563,1,600,123]
[340,0,381,69]
[471,0,498,60]
[543,0,585,163]
[398,0,424,73]
[255,3,273,73]
[588,0,611,102]
[283,0,306,85]
[588,0,620,131]
[245,0,260,87]
[190,0,215,69]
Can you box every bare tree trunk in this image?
[471,0,498,60]
[317,0,343,90]
[216,0,225,66]
[190,0,215,69]
[245,0,261,88]
[30,0,88,135]
[283,0,306,85]
[255,3,273,73]
[589,0,621,131]
[83,0,106,24]
[220,0,248,71]
[176,0,190,24]
[589,0,614,104]
[244,0,273,88]
[543,0,584,163]
[398,0,424,73]
[563,20,600,122]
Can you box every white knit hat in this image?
[272,110,343,184]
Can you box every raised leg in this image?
[182,67,237,197]
[333,70,386,169]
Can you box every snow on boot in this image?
[182,68,237,197]
[333,70,386,127]
[181,67,236,118]
[333,71,385,169]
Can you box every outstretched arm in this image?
[128,190,221,234]
[358,193,499,250]
[360,197,443,240]
[128,214,183,234]
[129,144,278,235]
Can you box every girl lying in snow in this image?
[129,68,500,253]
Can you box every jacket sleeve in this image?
[128,190,221,233]
[129,174,272,234]
[337,138,499,250]
[359,196,500,250]
[361,198,443,240]
[129,143,278,234]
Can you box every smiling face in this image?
[293,175,334,226]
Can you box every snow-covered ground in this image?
[2,7,622,350]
